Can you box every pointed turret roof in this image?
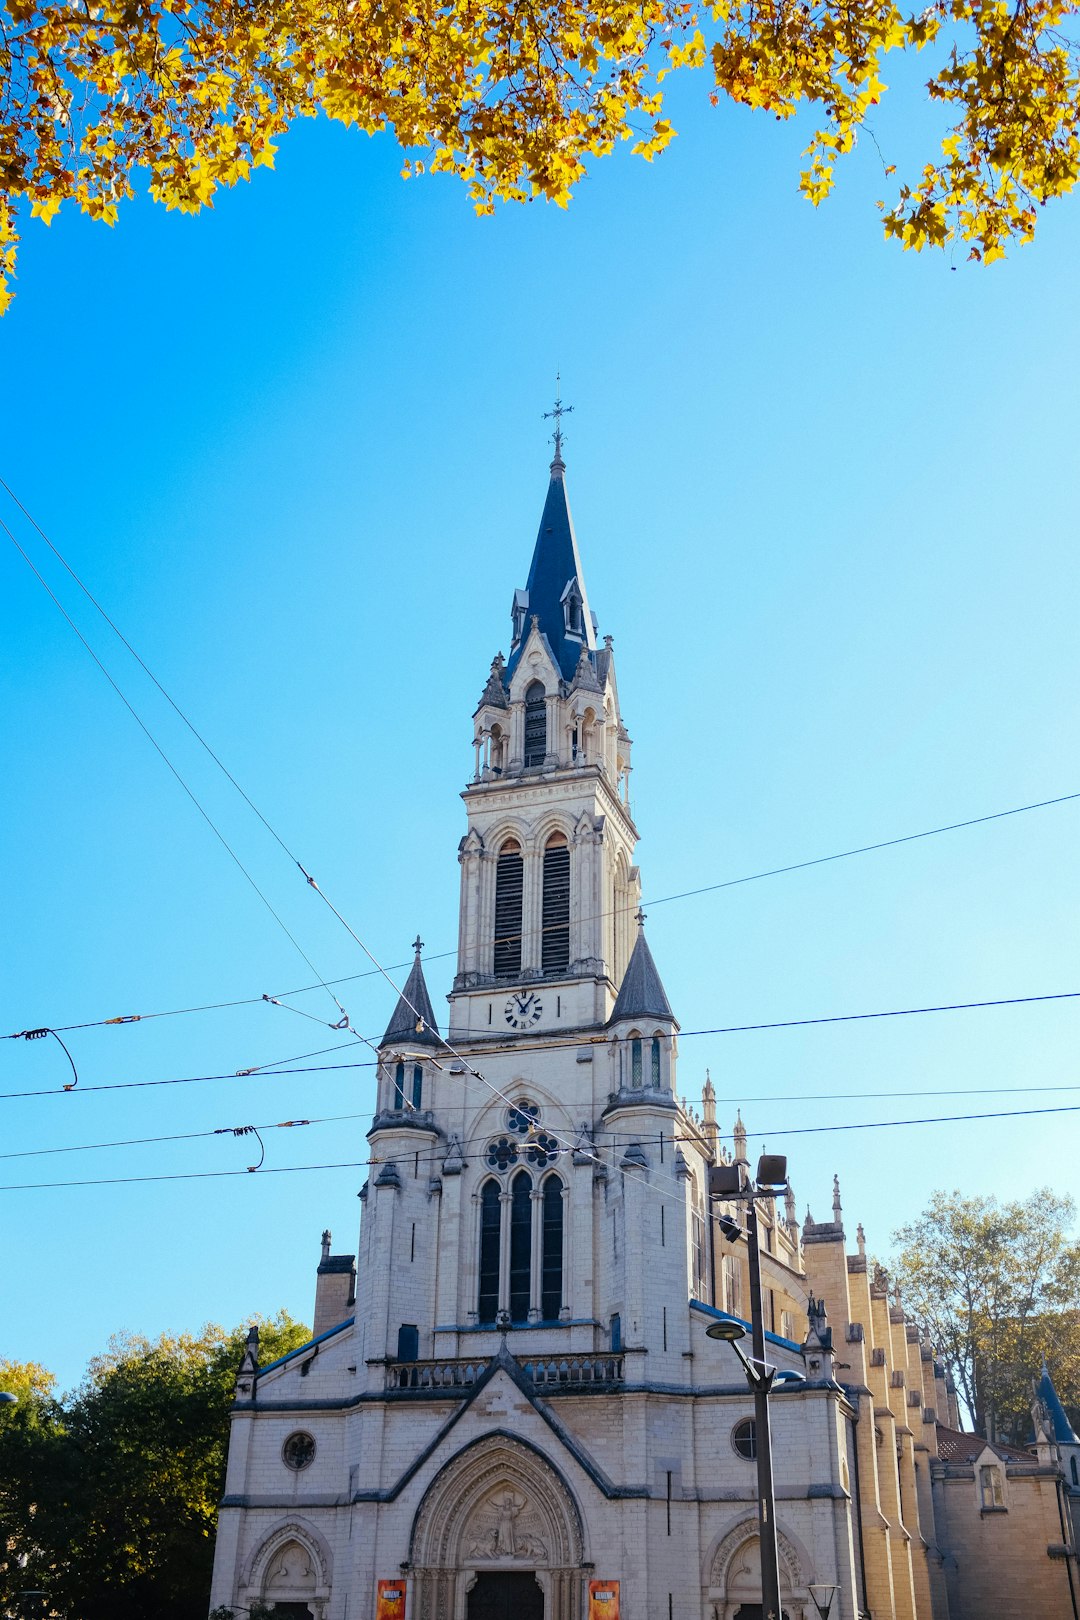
[507,455,597,683]
[381,938,440,1048]
[1036,1362,1080,1444]
[610,914,675,1024]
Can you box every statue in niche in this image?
[466,1490,547,1560]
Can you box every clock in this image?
[504,992,543,1030]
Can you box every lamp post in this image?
[707,1152,791,1620]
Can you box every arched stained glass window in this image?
[630,1036,643,1089]
[541,1175,563,1321]
[509,1170,533,1323]
[650,1037,662,1088]
[412,1064,423,1110]
[477,1180,501,1325]
[394,1061,406,1109]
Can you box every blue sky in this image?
[2,66,1078,1392]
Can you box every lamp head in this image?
[0,1393,17,1406]
[705,1319,747,1343]
[709,1163,744,1198]
[808,1582,839,1620]
[756,1153,788,1190]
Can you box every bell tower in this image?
[449,439,640,1044]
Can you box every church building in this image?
[207,435,1076,1620]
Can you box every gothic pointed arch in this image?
[241,1516,334,1615]
[410,1432,585,1572]
[704,1514,813,1620]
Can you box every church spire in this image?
[381,937,440,1048]
[609,911,676,1024]
[506,396,597,683]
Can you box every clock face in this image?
[504,992,543,1031]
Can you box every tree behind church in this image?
[892,1188,1080,1446]
[0,1312,309,1620]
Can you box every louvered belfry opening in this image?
[494,840,523,977]
[523,681,547,766]
[542,834,570,974]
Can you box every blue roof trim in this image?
[690,1298,804,1355]
[257,1316,355,1377]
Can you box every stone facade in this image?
[208,452,1079,1620]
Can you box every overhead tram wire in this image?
[4,989,1079,1101]
[11,973,1080,1060]
[6,1097,1080,1194]
[12,802,1080,1040]
[8,482,1080,1179]
[3,518,383,1063]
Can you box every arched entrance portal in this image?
[468,1572,544,1620]
[410,1436,585,1620]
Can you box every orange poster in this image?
[377,1579,407,1620]
[589,1580,620,1620]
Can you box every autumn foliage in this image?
[2,0,1079,308]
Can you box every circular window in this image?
[282,1431,316,1471]
[524,1132,560,1168]
[731,1419,757,1461]
[506,1100,540,1135]
[485,1136,520,1171]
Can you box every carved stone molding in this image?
[411,1434,585,1572]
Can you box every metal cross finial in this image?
[412,935,424,955]
[542,372,574,463]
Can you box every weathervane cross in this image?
[543,371,574,462]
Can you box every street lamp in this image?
[809,1584,839,1620]
[707,1152,791,1620]
[0,1392,17,1406]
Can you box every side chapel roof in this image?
[381,941,440,1048]
[507,455,597,684]
[610,916,675,1024]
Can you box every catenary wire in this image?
[5,1098,1080,1192]
[9,1065,1080,1162]
[3,990,1078,1101]
[8,489,1080,1202]
[4,521,357,1033]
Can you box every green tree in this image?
[0,1360,72,1619]
[892,1188,1080,1446]
[0,1311,310,1620]
[3,0,1080,311]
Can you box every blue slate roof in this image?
[381,946,440,1048]
[1037,1363,1079,1444]
[610,920,675,1024]
[507,458,597,683]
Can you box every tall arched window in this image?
[541,1175,564,1320]
[542,833,571,974]
[412,1064,423,1110]
[650,1036,662,1088]
[494,839,523,977]
[630,1035,643,1089]
[509,1170,533,1323]
[477,1180,501,1325]
[394,1061,406,1109]
[524,681,547,766]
